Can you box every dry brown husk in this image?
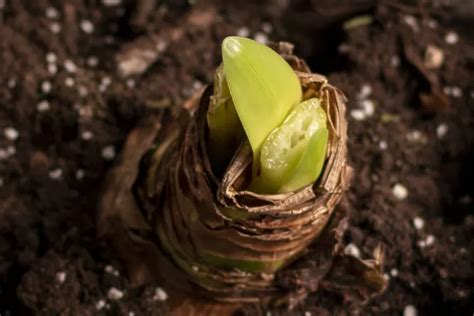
[98,42,387,306]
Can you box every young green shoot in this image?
[221,36,302,171]
[250,98,328,193]
[207,36,328,194]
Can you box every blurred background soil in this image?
[0,0,473,315]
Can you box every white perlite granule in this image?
[64,60,77,73]
[46,52,57,64]
[55,271,67,283]
[75,169,85,180]
[107,287,124,300]
[403,305,417,316]
[350,109,366,121]
[413,217,424,230]
[436,124,448,139]
[357,84,372,99]
[444,31,459,45]
[96,299,106,310]
[4,127,19,141]
[237,27,250,37]
[153,287,168,301]
[344,243,361,258]
[393,183,408,200]
[254,32,268,44]
[102,146,116,160]
[80,20,94,33]
[49,168,63,180]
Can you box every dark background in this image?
[0,0,473,315]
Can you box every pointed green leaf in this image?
[250,98,327,193]
[222,36,302,158]
[279,128,328,193]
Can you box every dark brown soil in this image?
[1,0,473,315]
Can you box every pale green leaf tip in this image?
[222,36,242,58]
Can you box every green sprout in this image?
[207,36,328,193]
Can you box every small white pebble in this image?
[403,15,419,32]
[81,130,94,140]
[6,146,15,155]
[156,40,167,53]
[436,123,448,139]
[262,22,273,33]
[78,105,93,119]
[41,81,52,93]
[338,43,350,54]
[192,265,199,272]
[45,7,60,19]
[406,130,426,143]
[49,168,63,180]
[87,56,99,67]
[424,45,444,69]
[4,127,19,141]
[7,78,16,88]
[102,146,116,160]
[417,239,427,248]
[46,52,57,64]
[65,77,75,87]
[391,55,400,68]
[350,109,366,121]
[64,60,77,73]
[126,79,135,88]
[107,287,124,300]
[304,312,311,316]
[49,22,61,34]
[393,183,408,200]
[75,169,85,180]
[78,85,88,97]
[153,287,168,301]
[451,86,462,98]
[357,84,372,99]
[344,243,360,258]
[101,76,112,87]
[102,0,122,6]
[379,140,388,150]
[237,26,250,37]
[55,271,67,283]
[104,265,114,274]
[403,305,417,316]
[390,268,399,277]
[96,299,106,310]
[129,312,135,316]
[359,99,375,116]
[413,217,424,230]
[444,31,459,45]
[427,19,438,29]
[47,63,58,75]
[37,100,50,112]
[0,148,8,160]
[425,234,435,246]
[80,20,94,33]
[254,32,268,44]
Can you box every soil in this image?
[0,0,473,315]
